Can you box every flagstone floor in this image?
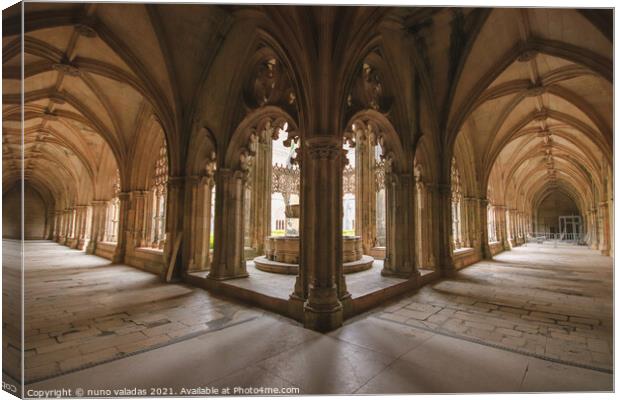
[11,240,613,394]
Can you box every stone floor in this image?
[14,241,614,394]
[376,244,613,372]
[21,242,264,383]
[190,261,427,300]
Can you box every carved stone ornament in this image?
[343,165,355,194]
[272,163,300,196]
[251,116,301,165]
[205,152,217,186]
[525,85,545,97]
[52,61,81,77]
[345,118,390,162]
[244,54,296,112]
[347,57,394,114]
[517,49,538,62]
[534,108,548,122]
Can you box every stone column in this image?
[112,192,130,263]
[414,179,426,269]
[86,201,106,254]
[61,210,70,243]
[52,210,61,240]
[598,201,610,256]
[249,140,272,255]
[184,176,199,271]
[64,209,72,243]
[479,198,491,258]
[461,197,473,248]
[494,205,508,250]
[208,169,249,280]
[466,197,478,249]
[437,184,456,276]
[186,176,213,272]
[382,170,418,279]
[74,205,87,249]
[131,190,148,248]
[425,187,436,268]
[588,208,599,249]
[300,136,344,332]
[354,135,376,254]
[62,209,73,245]
[162,177,186,280]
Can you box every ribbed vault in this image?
[449,8,611,239]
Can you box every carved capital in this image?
[306,136,341,160]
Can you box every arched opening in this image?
[246,117,303,273]
[534,190,581,239]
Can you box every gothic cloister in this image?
[2,3,613,394]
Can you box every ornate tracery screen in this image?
[149,142,168,249]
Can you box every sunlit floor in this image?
[16,241,613,394]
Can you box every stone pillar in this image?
[588,208,599,249]
[131,190,148,248]
[494,205,508,250]
[86,201,106,254]
[63,210,71,243]
[300,136,344,332]
[163,177,185,280]
[414,179,426,269]
[186,176,213,272]
[507,208,516,247]
[208,169,249,280]
[184,176,199,271]
[382,170,418,279]
[598,201,610,256]
[51,210,61,240]
[437,184,455,276]
[354,135,376,254]
[62,209,73,245]
[74,205,88,249]
[249,140,272,255]
[461,198,470,248]
[112,192,130,263]
[479,198,491,258]
[466,197,478,249]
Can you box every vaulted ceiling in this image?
[446,8,612,215]
[2,4,612,218]
[2,3,231,208]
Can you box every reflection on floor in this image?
[377,244,613,372]
[22,241,263,383]
[20,241,612,394]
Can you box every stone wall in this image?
[3,184,47,240]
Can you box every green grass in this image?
[342,229,355,236]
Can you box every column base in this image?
[303,303,343,332]
[112,253,125,264]
[288,293,305,322]
[206,271,249,281]
[380,267,421,280]
[86,242,96,254]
